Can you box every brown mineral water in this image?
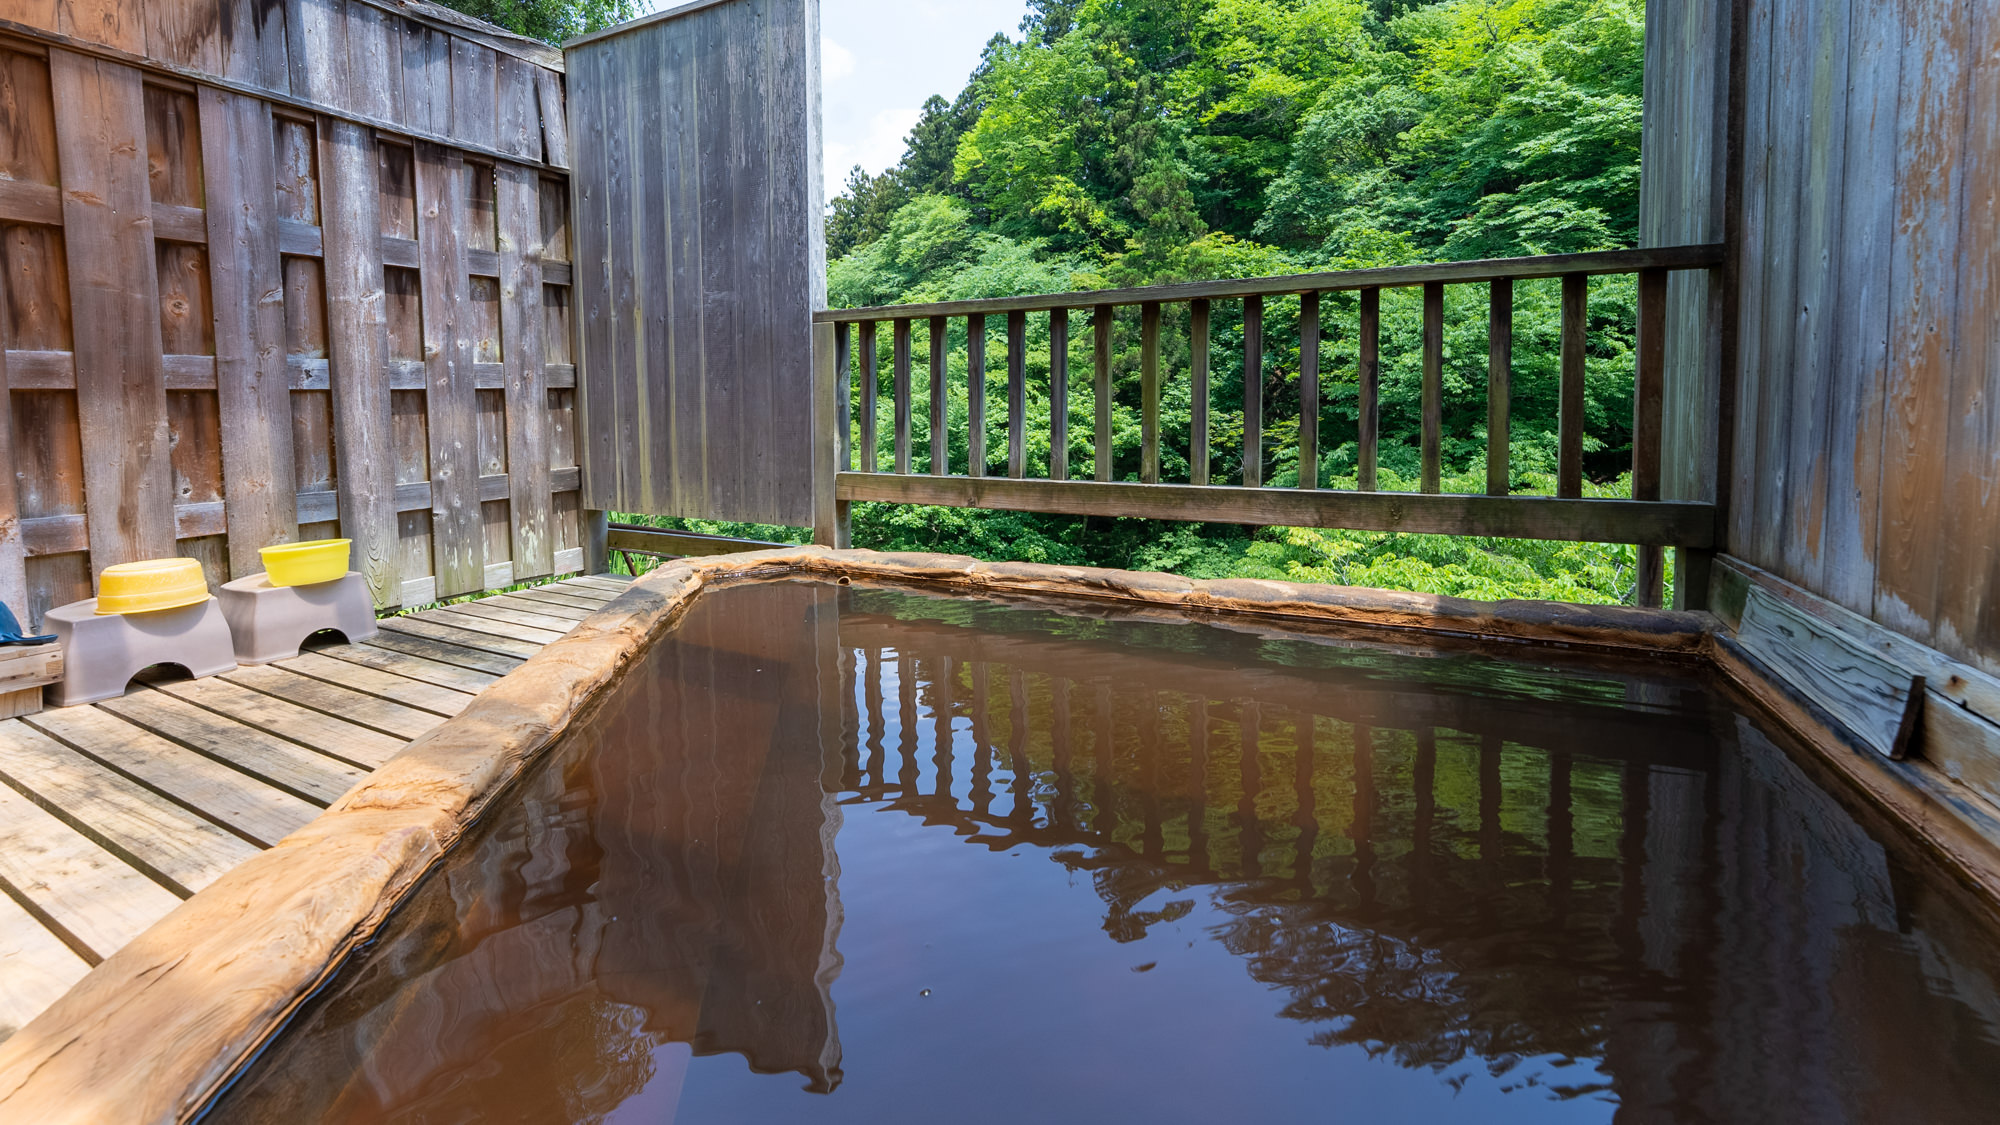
[204,580,2000,1124]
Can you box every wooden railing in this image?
[809,245,1724,607]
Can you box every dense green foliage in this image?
[661,0,1661,604]
[431,0,635,44]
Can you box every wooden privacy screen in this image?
[0,0,584,627]
[566,0,826,528]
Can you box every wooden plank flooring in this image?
[0,574,630,1042]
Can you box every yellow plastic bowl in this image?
[260,539,353,587]
[95,558,211,615]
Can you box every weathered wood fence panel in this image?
[565,0,825,528]
[0,0,583,625]
[1648,0,2000,680]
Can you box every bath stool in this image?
[44,598,238,707]
[218,571,378,665]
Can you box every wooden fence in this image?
[812,245,1724,609]
[0,0,585,628]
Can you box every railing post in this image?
[968,314,987,477]
[1190,299,1210,486]
[1008,310,1027,479]
[892,318,912,474]
[812,320,849,548]
[1299,291,1320,489]
[1140,301,1161,484]
[1093,305,1112,482]
[1487,278,1513,496]
[859,320,879,472]
[1243,295,1263,487]
[1421,281,1444,494]
[1558,274,1588,498]
[1050,308,1069,481]
[1358,288,1379,491]
[929,316,948,475]
[1633,267,1667,607]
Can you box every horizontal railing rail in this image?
[812,244,1725,608]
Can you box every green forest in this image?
[471,0,1661,603]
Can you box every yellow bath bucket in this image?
[259,539,353,587]
[95,558,211,615]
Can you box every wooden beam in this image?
[1189,299,1210,487]
[1486,278,1512,497]
[1299,291,1319,489]
[1633,267,1667,608]
[1243,295,1263,487]
[835,473,1716,547]
[892,317,911,474]
[1007,309,1026,479]
[858,320,877,472]
[927,315,947,475]
[811,321,845,548]
[1091,305,1111,482]
[966,314,985,477]
[1558,273,1588,499]
[1049,308,1069,481]
[817,244,1728,323]
[1421,281,1443,494]
[607,524,793,557]
[1358,288,1379,492]
[1140,301,1161,484]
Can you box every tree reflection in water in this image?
[211,582,2000,1125]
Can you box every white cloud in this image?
[821,36,855,82]
[824,105,922,185]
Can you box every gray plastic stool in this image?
[218,571,378,664]
[44,598,238,707]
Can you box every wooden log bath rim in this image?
[3,548,1999,1124]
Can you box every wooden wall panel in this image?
[566,0,823,528]
[202,87,298,578]
[414,140,482,597]
[1651,0,2000,678]
[0,0,577,622]
[320,117,396,603]
[51,50,175,578]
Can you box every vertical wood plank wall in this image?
[565,0,825,528]
[1647,0,2000,680]
[0,0,583,626]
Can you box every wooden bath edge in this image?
[1,547,1996,1124]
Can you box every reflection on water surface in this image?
[209,581,2000,1124]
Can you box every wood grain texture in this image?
[1737,587,1922,759]
[496,162,552,581]
[1557,274,1587,499]
[0,723,260,896]
[567,0,821,526]
[200,88,298,578]
[1357,288,1379,492]
[927,316,947,474]
[1007,309,1026,479]
[1298,291,1318,490]
[414,141,482,597]
[319,119,397,606]
[51,50,174,578]
[1049,308,1069,482]
[1242,295,1262,488]
[1485,279,1511,496]
[892,317,911,474]
[21,705,318,848]
[1420,282,1442,494]
[966,313,986,478]
[1139,301,1160,485]
[1092,305,1111,482]
[0,781,182,961]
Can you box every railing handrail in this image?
[814,243,1724,323]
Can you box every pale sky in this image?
[638,0,1033,202]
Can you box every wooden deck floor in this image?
[0,574,634,1043]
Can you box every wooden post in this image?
[1093,305,1112,482]
[1633,267,1667,607]
[812,321,848,548]
[1007,309,1026,479]
[892,318,911,475]
[1299,291,1319,489]
[582,509,610,575]
[1140,301,1161,485]
[967,314,986,478]
[1558,273,1588,499]
[928,315,947,475]
[1486,278,1512,497]
[319,118,398,606]
[1358,288,1379,492]
[836,323,852,472]
[1420,281,1443,494]
[859,320,878,472]
[1190,299,1210,487]
[1049,308,1069,481]
[1243,295,1263,488]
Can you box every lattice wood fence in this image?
[0,0,584,627]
